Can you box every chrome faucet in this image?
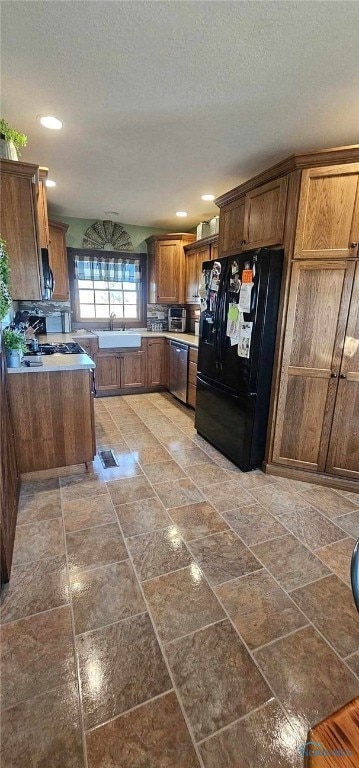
[109,312,116,331]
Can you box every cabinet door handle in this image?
[340,373,347,379]
[330,372,338,378]
[350,242,358,248]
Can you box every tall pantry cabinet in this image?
[215,147,359,490]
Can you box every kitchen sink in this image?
[96,331,141,349]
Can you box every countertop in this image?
[35,330,200,347]
[7,330,198,373]
[7,352,95,374]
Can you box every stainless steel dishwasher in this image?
[169,340,188,404]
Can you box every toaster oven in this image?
[168,307,186,333]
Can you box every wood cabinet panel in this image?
[147,339,166,387]
[294,164,359,258]
[326,263,359,478]
[8,370,95,473]
[244,176,288,248]
[49,220,69,300]
[185,245,210,303]
[0,342,20,583]
[210,241,218,261]
[37,168,50,249]
[218,198,245,256]
[185,249,200,303]
[121,351,146,389]
[0,160,41,300]
[187,382,196,409]
[95,353,120,391]
[156,241,182,303]
[189,346,198,364]
[147,235,196,304]
[272,260,354,472]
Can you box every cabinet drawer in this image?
[188,361,197,386]
[187,382,196,409]
[189,347,198,363]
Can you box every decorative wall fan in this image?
[82,220,133,251]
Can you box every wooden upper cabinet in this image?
[210,241,218,261]
[272,260,355,472]
[37,168,50,249]
[185,248,199,303]
[120,350,146,389]
[147,339,166,386]
[244,176,288,249]
[185,243,210,303]
[294,163,359,258]
[326,262,359,479]
[49,220,69,300]
[218,197,245,256]
[0,159,42,300]
[146,234,196,304]
[158,240,182,303]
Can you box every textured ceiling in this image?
[2,1,359,228]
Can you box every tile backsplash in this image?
[18,300,71,315]
[147,304,168,331]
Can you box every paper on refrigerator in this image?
[226,304,244,345]
[238,282,253,313]
[237,321,253,358]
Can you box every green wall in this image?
[54,216,170,253]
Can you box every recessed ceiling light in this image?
[176,211,187,217]
[104,211,120,216]
[46,179,56,188]
[201,194,215,201]
[39,115,63,130]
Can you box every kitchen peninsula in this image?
[7,346,96,474]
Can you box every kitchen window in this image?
[68,248,146,326]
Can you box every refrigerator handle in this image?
[214,262,228,367]
[218,263,230,370]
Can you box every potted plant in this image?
[0,118,27,160]
[0,237,11,323]
[3,328,26,368]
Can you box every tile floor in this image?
[1,392,359,768]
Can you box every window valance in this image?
[74,253,141,282]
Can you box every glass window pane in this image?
[95,290,109,304]
[78,279,93,288]
[109,291,123,304]
[110,305,124,318]
[79,304,95,318]
[79,289,94,303]
[95,305,110,319]
[124,305,138,318]
[108,281,122,289]
[124,291,138,304]
[93,281,108,289]
[123,282,135,291]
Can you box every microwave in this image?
[168,307,186,332]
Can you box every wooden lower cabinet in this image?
[271,259,358,478]
[95,348,147,392]
[121,351,146,389]
[0,342,20,583]
[187,347,198,409]
[95,353,121,392]
[8,369,96,473]
[147,339,166,387]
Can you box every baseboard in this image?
[263,461,359,493]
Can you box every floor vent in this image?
[99,449,118,469]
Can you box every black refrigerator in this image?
[195,248,283,471]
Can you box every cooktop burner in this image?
[25,342,84,356]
